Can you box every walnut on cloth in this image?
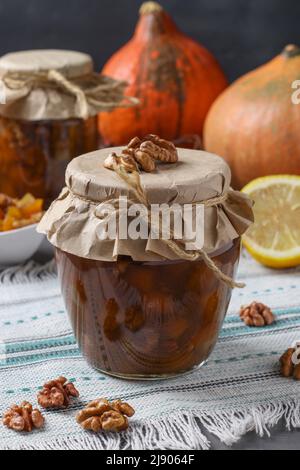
[77,398,135,433]
[239,302,275,327]
[3,402,44,433]
[104,134,179,173]
[37,376,79,409]
[280,348,300,380]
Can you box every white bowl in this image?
[0,224,44,268]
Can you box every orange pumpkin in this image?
[204,45,300,189]
[99,1,228,146]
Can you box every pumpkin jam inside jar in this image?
[56,240,240,379]
[38,145,253,380]
[0,116,98,204]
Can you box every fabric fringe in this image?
[198,402,297,447]
[1,402,300,450]
[0,260,57,285]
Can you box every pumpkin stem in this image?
[282,44,300,58]
[140,2,163,15]
[136,1,178,38]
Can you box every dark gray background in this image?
[0,0,299,82]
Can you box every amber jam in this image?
[0,116,98,205]
[56,239,240,380]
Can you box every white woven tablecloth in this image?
[0,251,299,450]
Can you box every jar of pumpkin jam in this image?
[0,50,128,205]
[38,146,253,379]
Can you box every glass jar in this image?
[0,115,98,205]
[39,145,253,380]
[0,49,129,205]
[56,239,240,380]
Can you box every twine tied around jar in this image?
[110,164,245,289]
[1,70,138,119]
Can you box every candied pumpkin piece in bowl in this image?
[0,193,45,267]
[0,193,44,232]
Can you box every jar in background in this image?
[0,50,129,205]
[38,146,254,380]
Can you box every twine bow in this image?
[2,70,138,119]
[111,165,245,289]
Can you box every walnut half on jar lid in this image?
[38,146,254,263]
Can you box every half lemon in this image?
[242,175,300,269]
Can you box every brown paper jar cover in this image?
[38,147,254,262]
[0,50,132,202]
[0,49,129,121]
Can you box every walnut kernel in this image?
[3,402,44,433]
[77,398,135,433]
[37,376,79,409]
[104,135,178,174]
[280,347,300,380]
[240,302,275,327]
